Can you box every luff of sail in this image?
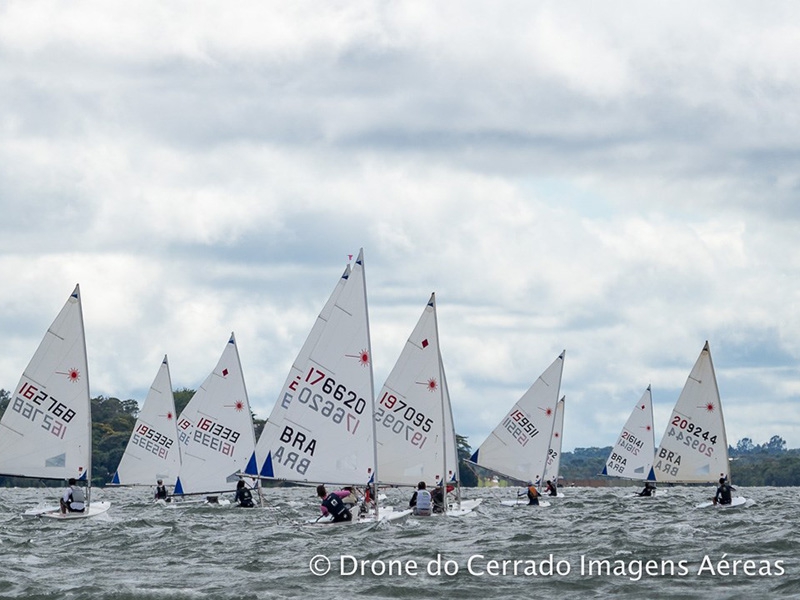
[376,293,458,487]
[112,355,181,486]
[602,386,656,481]
[256,249,377,487]
[653,341,730,484]
[0,285,91,482]
[468,352,565,485]
[173,333,257,495]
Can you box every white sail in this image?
[173,333,256,495]
[468,352,565,484]
[376,293,459,487]
[0,285,91,482]
[246,264,351,477]
[542,396,565,484]
[603,386,656,481]
[440,362,460,486]
[653,341,730,483]
[111,356,181,486]
[256,249,377,487]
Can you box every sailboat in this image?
[0,285,110,519]
[172,333,257,503]
[602,386,657,494]
[541,396,565,498]
[466,351,565,507]
[248,249,409,523]
[653,341,745,507]
[247,263,350,478]
[110,355,181,490]
[376,293,481,516]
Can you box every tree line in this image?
[0,389,478,488]
[0,388,795,487]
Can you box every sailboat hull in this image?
[695,496,747,509]
[308,506,412,525]
[26,501,112,520]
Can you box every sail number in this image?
[17,382,76,422]
[12,381,76,439]
[616,431,643,456]
[669,415,717,445]
[131,423,174,458]
[294,386,362,435]
[502,409,539,447]
[666,426,714,456]
[378,392,433,432]
[301,367,367,414]
[375,407,429,449]
[176,417,239,457]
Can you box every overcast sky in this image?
[1,1,799,454]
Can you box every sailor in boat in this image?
[358,484,377,516]
[154,479,169,502]
[518,481,540,506]
[60,478,86,514]
[638,481,656,497]
[431,483,454,513]
[316,485,353,523]
[409,481,433,516]
[340,486,358,508]
[712,477,734,506]
[545,479,558,497]
[234,479,256,508]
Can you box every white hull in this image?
[308,506,412,525]
[26,501,111,520]
[410,498,483,518]
[696,496,747,509]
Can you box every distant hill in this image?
[1,388,796,487]
[558,441,800,487]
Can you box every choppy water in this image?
[0,486,796,599]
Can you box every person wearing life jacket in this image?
[545,479,558,496]
[316,484,353,523]
[154,479,168,501]
[340,486,358,508]
[60,478,86,513]
[235,479,256,508]
[713,477,733,505]
[430,483,455,513]
[409,481,433,516]
[518,481,540,506]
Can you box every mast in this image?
[705,341,731,483]
[431,293,448,514]
[538,352,564,492]
[359,249,380,520]
[441,368,462,505]
[76,284,92,506]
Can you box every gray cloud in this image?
[1,1,799,454]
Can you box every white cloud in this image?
[0,1,799,458]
